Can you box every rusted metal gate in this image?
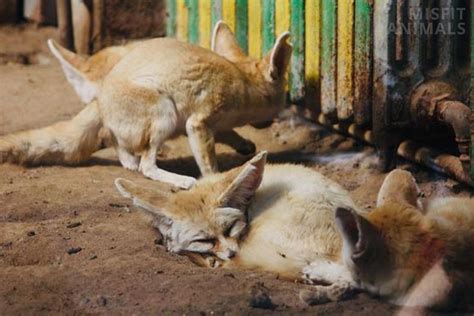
[166,0,474,185]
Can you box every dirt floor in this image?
[0,25,472,315]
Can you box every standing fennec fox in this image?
[0,22,292,189]
[116,154,474,311]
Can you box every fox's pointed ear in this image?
[377,169,423,210]
[47,39,98,103]
[218,151,267,211]
[335,207,385,264]
[211,21,247,62]
[265,32,292,81]
[115,178,175,220]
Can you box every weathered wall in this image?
[99,0,166,48]
[0,0,20,24]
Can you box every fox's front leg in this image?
[300,260,357,305]
[215,130,256,155]
[300,282,356,305]
[186,115,218,175]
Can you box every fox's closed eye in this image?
[187,238,215,253]
[193,238,215,244]
[226,221,247,238]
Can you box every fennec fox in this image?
[115,151,364,302]
[116,155,474,310]
[333,169,474,311]
[48,39,142,103]
[48,36,260,153]
[0,22,292,189]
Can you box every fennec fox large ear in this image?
[266,32,292,81]
[47,39,98,103]
[115,178,174,222]
[211,21,247,62]
[218,151,267,211]
[377,169,423,210]
[334,207,386,265]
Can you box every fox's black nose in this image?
[227,250,236,259]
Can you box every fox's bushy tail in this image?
[0,101,104,165]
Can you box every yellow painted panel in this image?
[222,0,236,32]
[177,0,189,41]
[337,0,354,119]
[275,0,290,35]
[305,0,320,85]
[199,0,212,48]
[248,0,262,58]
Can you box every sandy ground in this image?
[0,25,472,315]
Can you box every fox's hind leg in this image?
[137,96,196,189]
[215,130,256,155]
[186,115,218,175]
[117,147,139,171]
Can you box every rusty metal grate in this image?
[166,0,473,184]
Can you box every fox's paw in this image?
[299,282,355,305]
[117,148,139,171]
[299,288,331,305]
[236,139,256,156]
[302,261,354,285]
[174,175,197,190]
[141,166,196,189]
[121,158,139,171]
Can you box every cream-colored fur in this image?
[0,22,292,189]
[115,151,364,303]
[48,39,142,103]
[0,101,103,164]
[116,162,474,310]
[336,169,474,311]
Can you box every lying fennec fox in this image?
[334,170,474,311]
[0,22,292,189]
[116,152,474,310]
[116,151,364,301]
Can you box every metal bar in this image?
[235,0,248,53]
[398,141,473,185]
[337,0,354,120]
[275,0,290,92]
[471,0,474,179]
[166,0,177,37]
[373,0,399,170]
[187,0,199,44]
[248,0,262,58]
[405,0,423,79]
[317,114,472,186]
[91,0,103,53]
[320,0,337,119]
[223,0,236,31]
[353,0,373,126]
[429,0,454,78]
[275,0,291,36]
[289,0,305,103]
[304,0,321,111]
[262,0,275,54]
[71,0,91,54]
[177,0,189,41]
[211,0,222,31]
[199,0,212,48]
[56,0,74,50]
